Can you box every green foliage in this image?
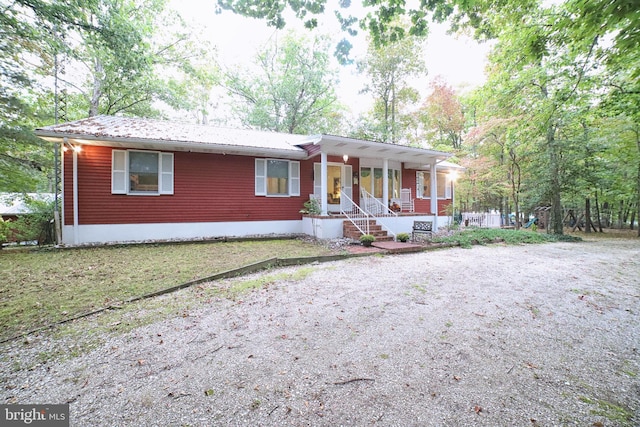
[432,228,580,248]
[225,31,345,134]
[0,217,10,245]
[11,196,55,245]
[396,232,410,242]
[357,33,425,143]
[359,234,376,244]
[300,198,321,215]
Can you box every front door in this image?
[314,163,352,213]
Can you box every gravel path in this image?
[2,238,639,426]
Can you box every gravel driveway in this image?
[2,238,639,426]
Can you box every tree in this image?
[224,32,344,134]
[0,0,100,191]
[1,0,213,192]
[357,34,425,144]
[55,0,210,118]
[419,77,465,150]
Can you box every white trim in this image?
[61,220,304,246]
[255,159,267,195]
[111,150,127,194]
[112,149,174,195]
[289,161,300,196]
[255,158,299,197]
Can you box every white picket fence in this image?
[461,212,502,228]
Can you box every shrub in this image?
[396,232,410,242]
[359,234,376,246]
[0,217,10,247]
[300,198,321,215]
[12,196,55,245]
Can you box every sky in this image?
[169,0,492,118]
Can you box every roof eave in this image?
[35,132,307,160]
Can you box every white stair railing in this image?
[341,192,370,235]
[359,188,397,240]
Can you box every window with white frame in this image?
[112,150,174,195]
[255,159,300,196]
[416,171,451,199]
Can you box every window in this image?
[417,171,451,199]
[360,167,401,200]
[255,159,300,196]
[112,150,173,195]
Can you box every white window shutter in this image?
[112,150,127,194]
[159,153,174,195]
[289,161,300,196]
[255,159,266,195]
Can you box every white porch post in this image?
[320,152,328,215]
[430,160,438,229]
[71,139,79,245]
[382,159,389,206]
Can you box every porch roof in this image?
[35,115,314,159]
[303,134,453,167]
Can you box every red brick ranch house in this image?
[35,115,461,246]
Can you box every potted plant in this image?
[359,234,375,247]
[396,232,410,243]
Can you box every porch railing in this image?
[360,188,397,240]
[340,192,370,235]
[360,188,398,217]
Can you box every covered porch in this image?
[299,135,456,240]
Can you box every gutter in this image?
[35,131,308,160]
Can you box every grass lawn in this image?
[0,239,341,342]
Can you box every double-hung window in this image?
[416,171,451,199]
[112,150,174,195]
[255,159,300,197]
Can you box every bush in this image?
[432,228,581,248]
[300,198,321,215]
[359,234,376,246]
[0,217,10,247]
[396,232,410,242]
[12,196,55,245]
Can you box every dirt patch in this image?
[1,238,639,426]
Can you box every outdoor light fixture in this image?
[343,154,349,163]
[63,141,82,153]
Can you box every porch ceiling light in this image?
[448,170,459,181]
[343,154,348,163]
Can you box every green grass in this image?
[0,239,340,341]
[579,396,635,426]
[227,267,316,298]
[432,228,582,248]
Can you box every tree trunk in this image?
[636,129,640,237]
[594,191,603,232]
[547,123,563,234]
[585,198,591,234]
[88,58,103,117]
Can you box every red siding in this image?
[401,166,451,215]
[64,146,314,225]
